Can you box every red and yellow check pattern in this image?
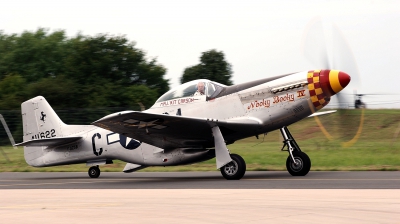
[307,70,328,110]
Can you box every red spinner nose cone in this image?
[307,70,352,110]
[319,70,351,97]
[338,71,351,89]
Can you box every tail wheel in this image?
[220,154,246,180]
[286,151,311,176]
[88,166,101,178]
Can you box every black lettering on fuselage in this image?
[92,133,103,156]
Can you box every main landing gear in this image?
[88,165,101,178]
[220,154,246,180]
[280,126,311,176]
[212,126,247,180]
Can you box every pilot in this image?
[193,82,205,96]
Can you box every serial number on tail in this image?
[31,129,56,139]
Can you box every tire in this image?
[286,151,311,176]
[88,166,101,178]
[220,154,246,180]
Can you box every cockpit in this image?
[155,79,226,103]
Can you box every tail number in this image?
[32,129,56,139]
[92,133,103,156]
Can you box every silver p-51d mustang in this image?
[16,70,350,180]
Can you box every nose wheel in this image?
[88,166,101,178]
[280,126,311,176]
[220,154,246,180]
[286,151,311,176]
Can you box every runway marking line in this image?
[0,179,163,187]
[0,178,399,187]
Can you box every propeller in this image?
[302,17,361,108]
[301,17,364,147]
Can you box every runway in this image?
[1,172,399,223]
[0,171,399,189]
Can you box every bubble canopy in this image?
[155,79,226,103]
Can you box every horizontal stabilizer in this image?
[308,110,337,118]
[15,137,82,147]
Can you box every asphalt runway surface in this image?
[0,171,399,189]
[1,172,400,223]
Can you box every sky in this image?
[1,0,400,108]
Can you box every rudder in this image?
[21,96,66,142]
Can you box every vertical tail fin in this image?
[21,96,66,142]
[21,96,67,166]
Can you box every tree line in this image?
[0,28,169,110]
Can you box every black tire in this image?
[220,154,246,180]
[286,151,311,176]
[88,166,101,178]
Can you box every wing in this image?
[92,111,260,149]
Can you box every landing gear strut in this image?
[280,126,311,176]
[88,165,101,178]
[220,154,246,180]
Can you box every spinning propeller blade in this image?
[302,17,361,108]
[302,17,364,147]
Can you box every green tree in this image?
[0,29,170,109]
[0,29,67,82]
[0,74,27,109]
[25,75,82,108]
[63,34,169,96]
[180,49,233,85]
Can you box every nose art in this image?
[307,70,351,110]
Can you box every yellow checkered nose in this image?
[307,70,351,110]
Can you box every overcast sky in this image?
[1,0,400,108]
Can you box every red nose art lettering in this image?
[179,98,194,104]
[160,101,169,107]
[297,90,306,97]
[247,99,271,110]
[160,98,196,107]
[273,93,295,104]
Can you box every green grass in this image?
[1,109,400,172]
